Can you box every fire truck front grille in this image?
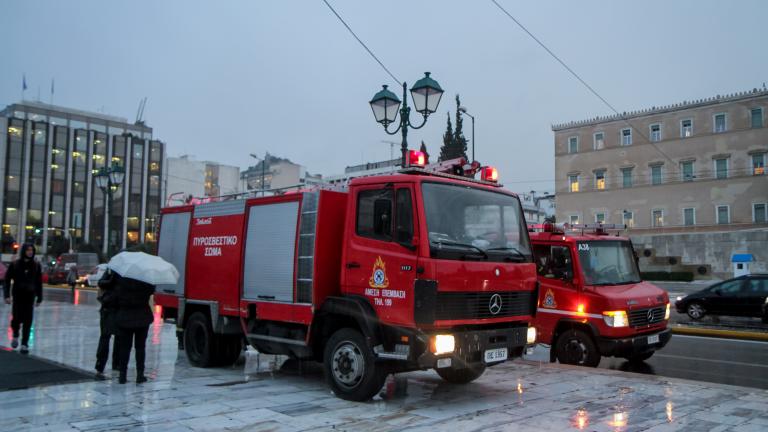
[434,291,533,320]
[628,307,665,327]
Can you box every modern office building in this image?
[165,155,240,206]
[0,101,165,259]
[552,88,768,277]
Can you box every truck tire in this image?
[323,328,386,401]
[436,364,486,384]
[184,312,215,367]
[626,351,654,363]
[555,329,601,367]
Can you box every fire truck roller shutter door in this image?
[157,212,192,295]
[243,201,300,302]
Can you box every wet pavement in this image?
[1,292,768,431]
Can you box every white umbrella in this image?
[107,252,179,285]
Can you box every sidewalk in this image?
[1,299,768,431]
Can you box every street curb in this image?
[671,326,768,342]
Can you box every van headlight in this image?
[664,303,671,320]
[603,310,629,327]
[527,327,537,344]
[431,334,455,355]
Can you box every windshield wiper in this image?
[431,240,488,259]
[486,246,527,261]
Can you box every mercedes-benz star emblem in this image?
[489,294,503,315]
[647,309,654,322]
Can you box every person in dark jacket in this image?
[94,269,119,378]
[113,272,155,384]
[3,243,43,354]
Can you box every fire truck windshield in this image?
[577,240,641,286]
[421,182,531,262]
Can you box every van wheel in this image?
[436,364,486,384]
[184,312,215,367]
[323,328,385,401]
[555,329,601,367]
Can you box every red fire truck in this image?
[529,223,671,367]
[154,153,538,401]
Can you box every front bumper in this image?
[417,326,529,370]
[596,328,672,358]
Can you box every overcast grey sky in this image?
[2,0,766,193]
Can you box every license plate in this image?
[648,334,660,345]
[484,348,508,363]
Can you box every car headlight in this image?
[676,296,683,302]
[527,327,537,344]
[431,334,455,355]
[664,303,671,320]
[603,310,629,327]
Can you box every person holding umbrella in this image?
[3,243,43,354]
[106,252,178,384]
[94,269,119,379]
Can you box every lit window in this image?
[714,158,728,179]
[650,124,661,142]
[569,175,579,192]
[621,168,633,188]
[621,128,632,146]
[651,165,663,185]
[683,208,695,226]
[594,170,606,190]
[753,153,766,175]
[754,203,767,223]
[714,114,726,133]
[652,209,664,227]
[569,215,579,225]
[716,205,730,224]
[681,119,693,137]
[623,211,634,228]
[751,108,764,128]
[680,161,694,181]
[594,132,604,150]
[568,136,578,153]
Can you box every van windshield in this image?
[421,182,531,262]
[577,240,641,286]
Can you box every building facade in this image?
[165,155,240,206]
[0,101,165,259]
[552,88,768,277]
[240,154,321,194]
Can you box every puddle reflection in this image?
[572,408,589,430]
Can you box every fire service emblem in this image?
[368,256,390,289]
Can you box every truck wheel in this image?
[184,312,215,367]
[555,329,601,367]
[686,303,705,320]
[323,328,386,401]
[436,364,486,384]
[626,351,654,363]
[215,335,244,366]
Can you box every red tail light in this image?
[481,166,498,182]
[408,150,427,167]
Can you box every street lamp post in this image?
[369,72,444,167]
[94,162,125,256]
[458,106,475,162]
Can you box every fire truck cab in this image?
[529,223,671,367]
[155,155,538,400]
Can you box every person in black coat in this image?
[94,269,119,378]
[111,272,155,384]
[3,243,43,354]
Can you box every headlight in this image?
[664,303,671,320]
[527,327,537,344]
[603,310,629,327]
[431,334,455,355]
[676,296,683,302]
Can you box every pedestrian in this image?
[67,264,78,295]
[113,272,155,384]
[3,243,43,354]
[94,268,119,379]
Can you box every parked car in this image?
[47,253,100,285]
[86,264,108,287]
[675,274,768,321]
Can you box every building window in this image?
[753,153,766,175]
[754,203,767,223]
[568,136,578,153]
[681,119,693,137]
[569,175,579,192]
[623,211,634,228]
[751,108,763,128]
[651,165,663,185]
[650,124,661,142]
[569,215,579,225]
[594,170,606,190]
[621,128,632,146]
[680,160,694,181]
[683,208,695,226]
[652,209,664,227]
[593,132,604,150]
[595,212,606,223]
[713,113,727,133]
[716,205,730,224]
[621,167,633,188]
[714,158,728,179]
